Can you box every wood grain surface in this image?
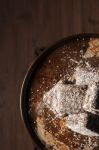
[0,0,99,150]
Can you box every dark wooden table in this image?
[0,0,99,149]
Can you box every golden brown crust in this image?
[36,116,69,150]
[84,39,99,58]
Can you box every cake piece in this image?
[74,67,99,85]
[42,80,87,117]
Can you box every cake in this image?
[28,38,99,150]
